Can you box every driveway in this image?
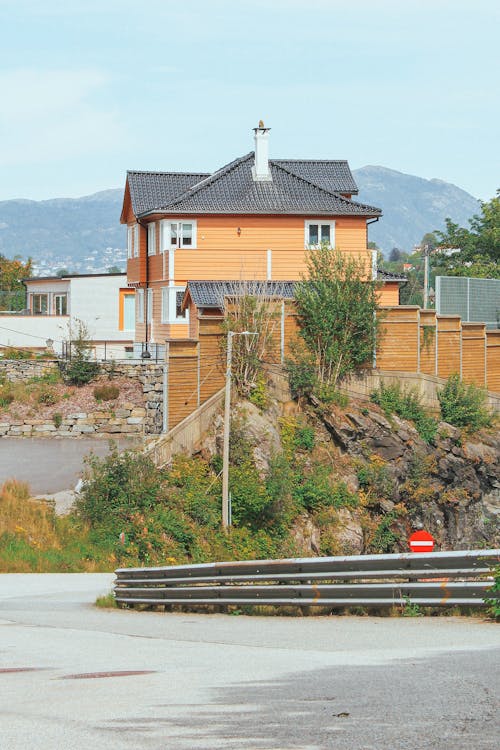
[0,437,142,494]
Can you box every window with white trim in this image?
[137,289,144,323]
[305,220,335,248]
[127,226,133,258]
[161,286,189,324]
[133,224,140,257]
[160,220,197,251]
[54,293,68,315]
[146,288,153,323]
[147,222,156,256]
[32,293,48,315]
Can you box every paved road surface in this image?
[0,437,141,493]
[0,574,499,749]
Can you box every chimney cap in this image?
[253,120,271,133]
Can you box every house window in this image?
[127,226,133,258]
[146,288,153,323]
[161,286,188,323]
[54,294,67,315]
[137,289,144,323]
[134,224,140,257]
[32,294,48,315]
[305,220,335,247]
[160,220,197,251]
[147,222,156,256]
[119,290,135,331]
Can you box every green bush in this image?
[93,384,120,402]
[314,382,349,407]
[285,354,317,400]
[1,347,33,360]
[64,358,100,386]
[248,373,268,410]
[52,412,63,428]
[438,374,492,431]
[370,382,438,443]
[294,426,315,452]
[37,386,58,405]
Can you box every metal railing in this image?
[114,549,499,610]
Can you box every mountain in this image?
[0,189,126,275]
[353,166,480,254]
[0,168,481,271]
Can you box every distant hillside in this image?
[0,168,481,269]
[354,166,480,254]
[0,189,126,274]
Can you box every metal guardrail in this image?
[114,549,499,610]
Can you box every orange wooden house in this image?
[120,123,404,354]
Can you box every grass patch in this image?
[95,592,117,609]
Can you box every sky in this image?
[0,0,498,202]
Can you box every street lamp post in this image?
[222,330,258,528]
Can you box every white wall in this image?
[1,275,134,358]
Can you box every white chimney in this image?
[252,121,272,181]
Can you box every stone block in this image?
[127,417,143,424]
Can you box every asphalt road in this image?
[0,574,499,749]
[0,437,141,493]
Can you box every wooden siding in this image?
[378,282,400,306]
[167,340,199,427]
[461,323,486,386]
[436,315,461,378]
[486,331,500,394]
[376,307,419,372]
[419,310,437,376]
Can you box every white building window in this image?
[54,294,68,315]
[137,289,144,323]
[305,220,335,248]
[147,222,156,256]
[133,224,140,257]
[32,293,48,315]
[146,288,153,323]
[160,220,197,251]
[161,286,188,324]
[127,226,133,258]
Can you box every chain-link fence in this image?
[436,276,500,329]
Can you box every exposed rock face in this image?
[320,404,499,550]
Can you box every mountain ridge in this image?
[0,167,481,272]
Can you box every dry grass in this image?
[0,479,59,548]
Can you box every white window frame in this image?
[161,286,189,324]
[160,220,197,251]
[304,220,335,248]
[54,293,68,315]
[137,289,144,323]
[133,224,140,258]
[32,293,49,315]
[146,288,153,324]
[147,222,156,256]
[127,226,133,258]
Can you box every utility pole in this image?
[221,330,257,529]
[423,244,430,309]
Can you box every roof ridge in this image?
[273,158,349,165]
[160,152,254,210]
[128,170,209,177]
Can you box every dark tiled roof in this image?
[377,268,407,282]
[152,153,381,217]
[185,280,296,309]
[186,269,403,309]
[127,171,209,216]
[273,159,358,194]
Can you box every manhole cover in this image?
[60,670,156,680]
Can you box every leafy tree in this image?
[107,265,123,274]
[55,268,70,277]
[434,191,500,278]
[420,232,439,251]
[389,247,404,262]
[63,319,100,386]
[293,245,380,388]
[0,254,32,311]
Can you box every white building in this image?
[0,273,135,359]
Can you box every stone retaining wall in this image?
[0,405,146,438]
[0,359,164,435]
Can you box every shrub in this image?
[314,382,349,407]
[94,384,120,402]
[1,347,33,360]
[64,358,100,386]
[438,374,492,431]
[37,387,58,405]
[294,426,315,452]
[370,382,438,444]
[52,412,63,428]
[285,352,317,400]
[248,372,268,410]
[0,389,14,408]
